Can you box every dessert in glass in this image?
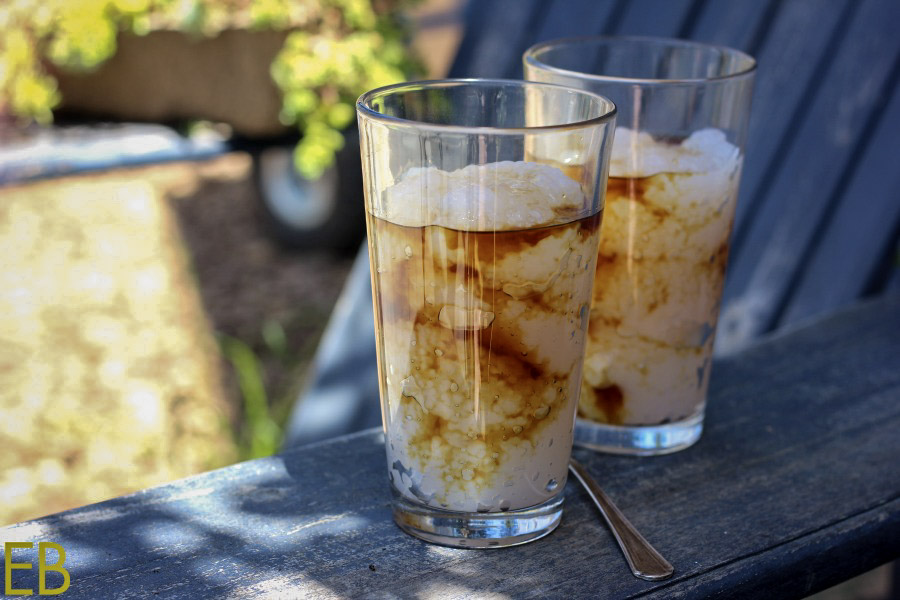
[357,79,616,546]
[525,37,756,454]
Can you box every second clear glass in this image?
[525,37,756,455]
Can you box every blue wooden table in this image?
[2,294,898,598]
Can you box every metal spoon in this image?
[568,458,675,581]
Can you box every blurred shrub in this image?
[0,0,420,178]
[220,334,281,460]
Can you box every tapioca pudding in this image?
[368,161,602,513]
[579,128,742,427]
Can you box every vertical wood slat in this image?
[685,0,779,52]
[778,68,900,327]
[447,0,544,78]
[531,0,620,44]
[609,0,700,37]
[716,0,900,354]
[499,1,556,79]
[283,246,381,446]
[884,242,900,293]
[724,0,855,265]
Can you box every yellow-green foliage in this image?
[270,0,419,178]
[0,0,418,177]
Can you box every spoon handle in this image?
[568,458,675,581]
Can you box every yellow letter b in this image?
[38,543,69,595]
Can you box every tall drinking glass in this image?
[524,37,756,455]
[357,80,616,547]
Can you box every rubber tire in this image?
[253,129,365,253]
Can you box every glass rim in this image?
[356,78,617,134]
[523,35,757,85]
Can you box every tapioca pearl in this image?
[438,304,495,331]
[534,405,551,420]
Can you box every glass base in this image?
[574,409,704,455]
[391,490,564,548]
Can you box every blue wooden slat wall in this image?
[779,65,900,327]
[686,0,779,52]
[448,0,546,78]
[607,0,699,37]
[500,0,557,79]
[718,0,900,349]
[531,0,619,42]
[724,0,855,261]
[439,0,900,351]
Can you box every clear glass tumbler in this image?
[357,80,616,547]
[524,37,756,455]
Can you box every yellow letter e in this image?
[38,542,70,595]
[4,541,33,595]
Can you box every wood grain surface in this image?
[2,294,898,599]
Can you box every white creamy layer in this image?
[582,328,712,424]
[380,161,585,230]
[583,128,741,425]
[376,161,596,512]
[609,127,741,178]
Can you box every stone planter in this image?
[53,29,291,137]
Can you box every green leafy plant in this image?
[220,313,325,461]
[220,334,282,460]
[0,0,420,178]
[270,1,420,177]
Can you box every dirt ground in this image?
[167,154,355,416]
[0,154,353,525]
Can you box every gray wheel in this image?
[253,130,364,252]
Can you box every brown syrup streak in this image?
[578,384,625,425]
[374,213,600,499]
[583,171,736,425]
